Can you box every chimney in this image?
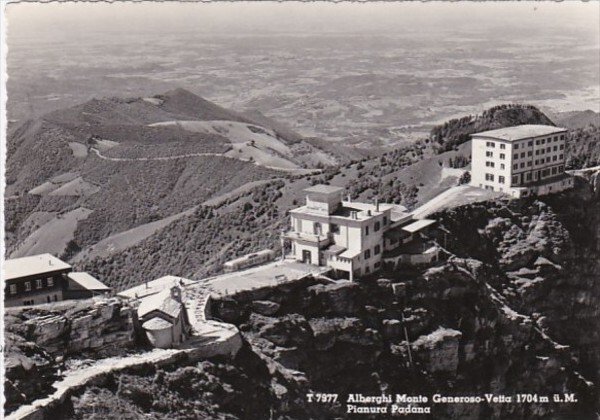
[375,198,379,212]
[347,194,352,203]
[367,210,372,216]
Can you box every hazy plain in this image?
[6,2,600,147]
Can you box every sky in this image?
[6,1,600,38]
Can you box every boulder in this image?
[309,317,382,351]
[252,300,281,316]
[391,282,406,297]
[411,327,462,374]
[257,314,312,347]
[215,297,245,324]
[377,278,392,289]
[306,282,361,315]
[382,319,403,340]
[273,346,305,370]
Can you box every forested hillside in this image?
[430,104,554,152]
[566,125,600,169]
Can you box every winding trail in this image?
[90,147,223,162]
[90,147,320,174]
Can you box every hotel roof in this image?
[67,272,111,291]
[291,201,394,221]
[3,254,71,281]
[471,125,566,141]
[402,218,436,233]
[304,185,344,194]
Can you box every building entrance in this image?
[302,250,312,264]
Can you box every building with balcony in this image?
[283,185,439,280]
[470,124,574,198]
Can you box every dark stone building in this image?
[4,253,110,307]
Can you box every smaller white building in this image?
[137,286,191,349]
[470,124,574,198]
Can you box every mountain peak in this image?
[158,87,200,100]
[154,87,249,123]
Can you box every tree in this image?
[458,171,471,185]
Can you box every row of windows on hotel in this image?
[485,135,565,149]
[485,165,564,183]
[363,244,382,260]
[485,155,564,169]
[313,216,388,236]
[364,217,387,236]
[485,145,564,159]
[8,277,55,295]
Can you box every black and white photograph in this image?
[1,1,599,419]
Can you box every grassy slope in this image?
[4,90,295,257]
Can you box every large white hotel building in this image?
[470,124,574,198]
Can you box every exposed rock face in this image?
[304,282,362,316]
[68,346,279,420]
[435,175,600,395]
[411,327,461,374]
[5,298,136,357]
[252,300,280,316]
[4,297,137,413]
[4,333,59,414]
[253,314,312,348]
[211,237,596,419]
[381,318,403,339]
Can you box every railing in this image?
[282,230,332,246]
[328,254,355,270]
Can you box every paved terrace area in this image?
[203,259,330,296]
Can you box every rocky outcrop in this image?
[252,300,280,316]
[209,241,596,418]
[4,297,137,414]
[5,297,136,357]
[433,177,600,413]
[304,281,362,316]
[4,333,59,414]
[411,327,461,374]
